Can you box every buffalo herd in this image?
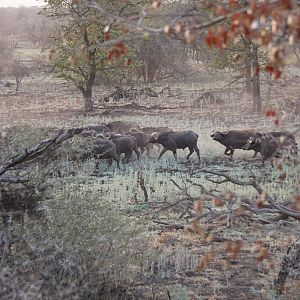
[81,121,298,168]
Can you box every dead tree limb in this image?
[200,169,300,220]
[0,127,85,181]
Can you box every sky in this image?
[0,0,45,7]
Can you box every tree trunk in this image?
[251,44,262,113]
[82,64,96,111]
[82,89,93,111]
[244,51,252,94]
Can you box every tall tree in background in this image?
[43,0,134,111]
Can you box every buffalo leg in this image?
[172,150,177,161]
[123,151,132,163]
[140,146,145,154]
[194,145,201,162]
[95,160,100,169]
[145,144,151,157]
[187,147,194,160]
[111,156,120,168]
[158,148,168,160]
[230,149,234,160]
[252,150,258,158]
[134,148,140,159]
[224,147,231,156]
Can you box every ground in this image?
[0,73,299,299]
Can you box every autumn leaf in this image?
[104,32,111,41]
[274,119,280,126]
[193,200,203,213]
[152,0,160,9]
[273,69,282,80]
[229,0,238,8]
[225,240,243,260]
[164,25,172,35]
[215,6,227,16]
[257,246,269,261]
[205,31,216,47]
[174,21,184,33]
[265,110,276,117]
[184,29,195,43]
[198,253,212,272]
[212,198,224,207]
[124,58,131,66]
[291,195,300,211]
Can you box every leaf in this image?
[164,25,172,35]
[265,110,276,117]
[124,58,131,66]
[278,172,286,181]
[174,21,184,33]
[257,246,269,261]
[152,0,160,9]
[193,199,203,213]
[198,253,212,272]
[104,25,110,33]
[205,31,216,47]
[215,6,227,16]
[273,69,282,80]
[184,29,195,43]
[225,240,243,260]
[212,198,224,207]
[104,32,111,41]
[229,0,238,8]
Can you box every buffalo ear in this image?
[151,132,159,141]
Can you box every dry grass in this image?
[0,72,300,299]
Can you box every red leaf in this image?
[265,110,276,117]
[124,58,131,66]
[255,66,260,75]
[265,65,274,74]
[273,69,282,80]
[274,119,280,126]
[279,0,293,9]
[107,51,115,60]
[205,31,216,47]
[104,32,111,41]
[229,0,238,8]
[215,6,227,16]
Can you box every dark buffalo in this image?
[81,125,111,138]
[124,130,151,156]
[242,131,297,157]
[243,135,297,166]
[140,126,173,134]
[103,121,140,133]
[108,133,140,163]
[210,129,257,159]
[140,127,173,153]
[149,130,200,161]
[243,132,298,165]
[93,138,120,168]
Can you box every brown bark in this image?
[251,44,262,113]
[81,64,96,111]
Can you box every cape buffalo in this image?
[243,132,298,165]
[210,129,257,159]
[149,130,200,161]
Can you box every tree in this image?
[43,1,134,111]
